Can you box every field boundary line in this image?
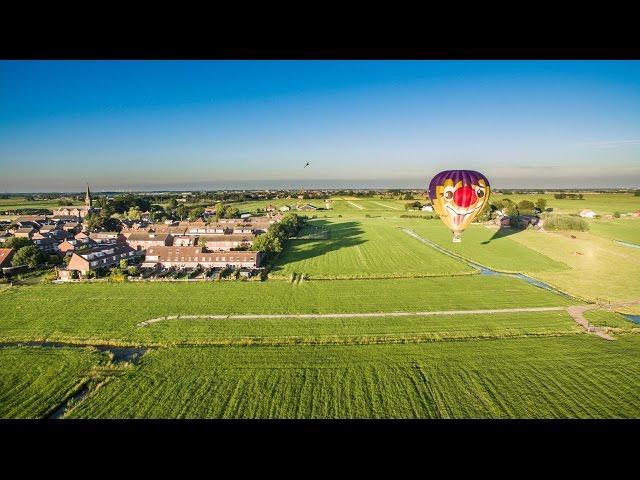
[346,201,365,210]
[369,201,399,210]
[136,306,568,327]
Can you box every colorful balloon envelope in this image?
[428,170,491,242]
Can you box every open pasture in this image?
[507,229,640,303]
[0,347,102,418]
[271,218,474,279]
[67,335,640,419]
[587,217,640,244]
[399,220,568,273]
[492,192,639,216]
[0,197,83,213]
[0,276,575,345]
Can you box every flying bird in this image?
[304,162,310,168]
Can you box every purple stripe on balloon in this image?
[428,170,490,201]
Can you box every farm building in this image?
[579,209,596,218]
[142,246,262,270]
[421,205,434,212]
[61,243,136,277]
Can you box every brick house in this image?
[126,232,173,251]
[89,232,126,244]
[143,246,262,270]
[198,234,255,251]
[63,243,136,276]
[14,227,37,239]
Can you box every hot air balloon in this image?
[428,170,491,242]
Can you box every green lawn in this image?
[0,277,575,345]
[398,220,569,273]
[271,218,474,279]
[587,217,640,244]
[67,335,640,419]
[0,347,103,418]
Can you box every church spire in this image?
[85,183,92,207]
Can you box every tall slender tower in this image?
[85,183,92,207]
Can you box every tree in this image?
[126,206,141,221]
[535,198,547,211]
[4,237,33,250]
[175,205,189,221]
[84,212,105,231]
[188,206,205,222]
[12,245,46,268]
[253,232,283,256]
[517,200,536,211]
[119,259,129,270]
[634,190,640,197]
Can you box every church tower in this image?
[85,183,92,207]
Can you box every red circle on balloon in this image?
[453,186,477,208]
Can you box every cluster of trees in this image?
[404,201,429,210]
[541,214,589,232]
[554,193,584,200]
[634,190,640,197]
[84,210,120,232]
[490,198,547,216]
[253,213,305,260]
[3,237,47,268]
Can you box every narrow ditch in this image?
[400,228,579,301]
[0,342,148,419]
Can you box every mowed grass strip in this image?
[399,219,568,273]
[271,218,474,279]
[135,311,582,345]
[0,276,575,344]
[67,335,640,419]
[0,347,102,419]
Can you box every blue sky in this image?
[1,60,639,192]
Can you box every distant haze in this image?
[1,60,639,192]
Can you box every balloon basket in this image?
[452,232,462,243]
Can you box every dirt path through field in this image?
[566,305,614,340]
[137,306,567,327]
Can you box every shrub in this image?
[613,212,621,218]
[542,214,589,232]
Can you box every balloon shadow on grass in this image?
[480,226,521,245]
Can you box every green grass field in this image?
[492,192,640,216]
[271,218,474,279]
[0,276,575,345]
[0,347,102,418]
[507,229,640,303]
[0,197,83,212]
[398,220,569,273]
[66,335,640,419]
[587,217,640,244]
[132,310,582,345]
